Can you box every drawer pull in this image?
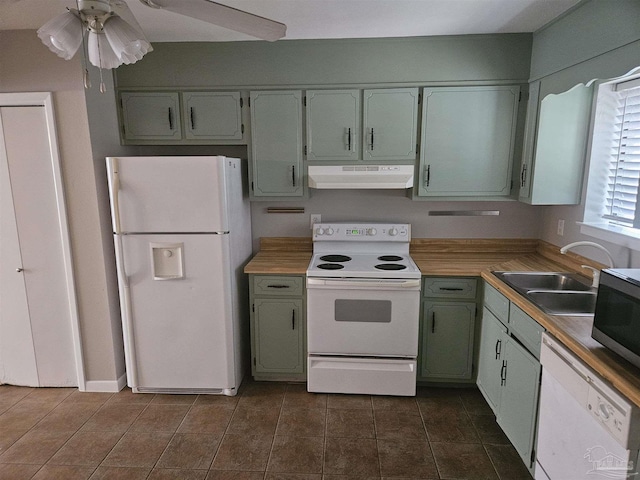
[495,339,502,359]
[292,309,295,330]
[439,287,464,291]
[267,284,291,289]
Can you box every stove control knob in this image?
[367,228,377,236]
[315,227,325,236]
[325,227,335,236]
[389,227,398,236]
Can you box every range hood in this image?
[308,165,414,189]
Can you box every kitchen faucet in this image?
[560,241,615,288]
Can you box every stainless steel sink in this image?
[525,291,597,316]
[493,271,592,292]
[492,271,596,316]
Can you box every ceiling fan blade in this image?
[140,0,286,41]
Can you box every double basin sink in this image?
[492,271,597,316]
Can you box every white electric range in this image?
[306,223,421,396]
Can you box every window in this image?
[582,69,640,249]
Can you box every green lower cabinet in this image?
[421,301,476,380]
[249,275,306,381]
[253,298,304,375]
[476,308,507,413]
[478,281,544,474]
[497,337,541,469]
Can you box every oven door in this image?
[306,277,420,357]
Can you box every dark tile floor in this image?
[0,381,532,479]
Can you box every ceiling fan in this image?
[36,0,286,75]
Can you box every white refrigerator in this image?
[106,156,251,395]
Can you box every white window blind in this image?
[604,82,640,227]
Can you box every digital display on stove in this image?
[346,229,363,235]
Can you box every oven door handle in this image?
[306,278,421,289]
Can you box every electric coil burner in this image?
[306,223,421,396]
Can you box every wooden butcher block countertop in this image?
[244,237,640,406]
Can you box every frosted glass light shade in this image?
[103,16,153,65]
[37,11,84,60]
[87,31,122,69]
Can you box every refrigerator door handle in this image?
[108,157,122,234]
[114,234,138,388]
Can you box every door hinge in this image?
[251,181,254,191]
[252,303,254,312]
[241,124,245,134]
[416,143,419,155]
[240,97,243,108]
[418,93,421,104]
[120,98,123,109]
[303,96,307,107]
[304,145,307,156]
[510,180,514,192]
[248,97,251,108]
[519,91,523,102]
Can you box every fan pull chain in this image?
[75,0,91,89]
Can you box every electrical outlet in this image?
[557,219,565,236]
[310,213,321,229]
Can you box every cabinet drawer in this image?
[423,277,477,299]
[509,304,545,360]
[484,283,509,324]
[253,275,303,296]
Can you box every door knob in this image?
[16,268,23,273]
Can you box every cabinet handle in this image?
[267,284,290,289]
[432,312,436,333]
[16,268,23,273]
[370,128,375,150]
[168,107,173,130]
[292,309,295,330]
[500,360,507,386]
[425,164,431,187]
[440,287,463,291]
[291,165,296,187]
[190,107,195,130]
[495,338,502,359]
[521,164,527,187]
[347,127,352,152]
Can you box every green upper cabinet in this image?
[363,88,419,162]
[417,85,520,197]
[306,90,361,162]
[182,91,243,141]
[250,90,304,197]
[519,83,593,205]
[120,92,182,142]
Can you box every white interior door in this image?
[0,96,80,387]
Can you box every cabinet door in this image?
[182,92,243,141]
[120,92,182,141]
[523,83,593,205]
[421,301,475,380]
[253,298,304,374]
[497,337,541,468]
[306,90,360,161]
[477,308,507,413]
[363,88,419,161]
[250,91,304,197]
[418,86,519,197]
[518,81,540,201]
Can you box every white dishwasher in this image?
[536,333,640,480]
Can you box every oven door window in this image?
[335,299,391,323]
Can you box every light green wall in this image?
[530,0,640,83]
[116,34,532,88]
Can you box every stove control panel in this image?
[313,223,410,241]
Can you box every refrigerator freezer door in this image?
[118,233,237,392]
[107,156,231,233]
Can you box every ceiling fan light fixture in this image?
[87,30,122,70]
[37,10,84,60]
[103,15,153,65]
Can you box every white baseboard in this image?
[82,374,127,393]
